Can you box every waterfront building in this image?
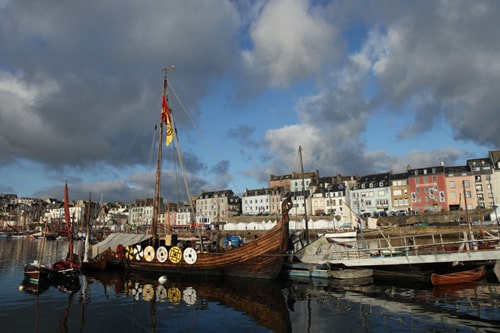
[241,188,271,216]
[408,165,447,213]
[195,190,241,225]
[350,172,391,217]
[390,171,411,214]
[309,177,347,217]
[467,157,495,209]
[444,166,477,212]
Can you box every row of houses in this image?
[3,150,500,230]
[176,151,500,223]
[134,150,500,228]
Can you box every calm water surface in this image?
[1,238,500,332]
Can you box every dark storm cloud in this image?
[0,0,241,201]
[0,0,240,169]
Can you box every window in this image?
[463,180,470,188]
[449,181,456,189]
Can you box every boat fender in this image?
[183,247,197,264]
[169,246,183,263]
[156,246,168,263]
[144,245,155,262]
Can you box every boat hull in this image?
[431,265,486,286]
[81,258,107,272]
[23,262,53,284]
[114,219,289,280]
[329,268,373,279]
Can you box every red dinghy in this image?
[431,266,486,286]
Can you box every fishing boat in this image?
[431,265,486,286]
[23,222,53,285]
[23,260,53,285]
[52,183,80,280]
[107,68,292,279]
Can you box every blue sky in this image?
[1,0,499,203]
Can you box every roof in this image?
[91,233,152,255]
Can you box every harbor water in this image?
[1,238,500,332]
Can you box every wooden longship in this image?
[120,196,292,279]
[109,69,292,279]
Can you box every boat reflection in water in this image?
[287,274,500,332]
[19,277,52,295]
[84,271,292,332]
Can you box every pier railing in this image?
[326,230,500,262]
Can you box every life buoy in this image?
[144,245,155,262]
[156,246,168,263]
[169,246,182,264]
[183,247,197,264]
[116,244,124,258]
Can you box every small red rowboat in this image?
[431,266,486,286]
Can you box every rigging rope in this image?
[169,81,241,194]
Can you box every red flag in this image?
[161,95,174,146]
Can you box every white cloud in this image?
[243,0,339,87]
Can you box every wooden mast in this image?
[153,66,174,248]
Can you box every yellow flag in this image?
[161,95,174,146]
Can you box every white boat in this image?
[318,230,357,241]
[294,235,365,264]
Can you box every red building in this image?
[408,165,447,213]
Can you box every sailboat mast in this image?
[83,192,91,263]
[298,146,309,245]
[153,74,166,247]
[64,182,73,261]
